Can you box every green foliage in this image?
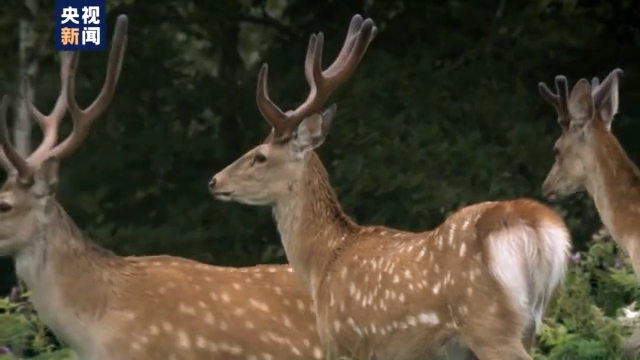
[0,288,71,359]
[532,236,640,359]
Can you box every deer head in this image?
[0,15,127,257]
[209,15,377,205]
[538,68,623,198]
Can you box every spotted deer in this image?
[0,15,325,360]
[209,14,571,360]
[538,69,640,358]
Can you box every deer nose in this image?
[208,177,217,190]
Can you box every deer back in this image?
[92,258,323,360]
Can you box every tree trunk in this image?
[15,0,40,157]
[12,0,40,357]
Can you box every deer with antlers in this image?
[209,14,572,360]
[0,15,327,360]
[538,69,640,358]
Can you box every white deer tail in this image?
[485,202,571,338]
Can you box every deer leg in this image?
[520,322,537,351]
[465,341,531,360]
[442,336,477,360]
[623,327,640,360]
[460,312,532,360]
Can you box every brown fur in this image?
[0,175,323,360]
[588,126,640,262]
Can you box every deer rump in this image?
[444,203,570,358]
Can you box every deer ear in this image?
[291,104,337,156]
[31,157,59,197]
[567,79,594,126]
[592,69,622,130]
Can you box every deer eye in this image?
[253,153,267,165]
[0,202,13,213]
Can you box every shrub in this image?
[533,229,639,359]
[0,286,72,359]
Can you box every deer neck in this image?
[586,125,640,265]
[14,200,119,348]
[272,153,357,295]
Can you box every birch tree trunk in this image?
[14,0,40,356]
[15,0,40,157]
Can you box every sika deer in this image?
[538,69,640,359]
[0,15,324,360]
[209,14,571,360]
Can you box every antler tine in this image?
[326,16,378,78]
[0,96,15,173]
[301,18,363,91]
[256,64,288,132]
[325,18,377,83]
[555,75,569,124]
[269,16,377,140]
[25,52,73,164]
[42,14,128,162]
[0,96,32,178]
[291,18,376,117]
[322,15,364,77]
[538,74,570,129]
[302,33,320,90]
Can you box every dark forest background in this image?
[0,0,639,293]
